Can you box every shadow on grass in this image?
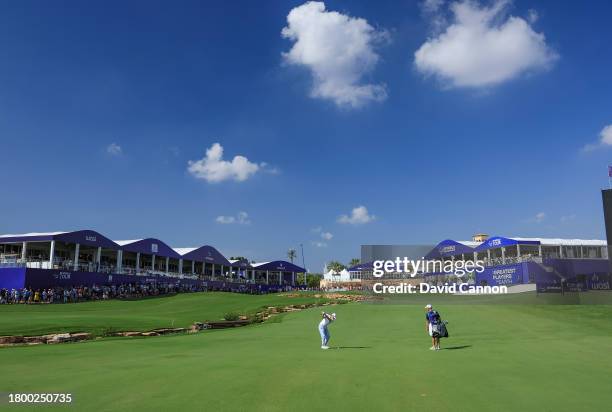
[331,346,372,349]
[443,345,472,350]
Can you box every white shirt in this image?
[319,315,333,328]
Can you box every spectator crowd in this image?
[0,282,203,304]
[0,282,308,305]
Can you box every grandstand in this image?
[0,230,305,290]
[424,235,609,291]
[425,236,606,263]
[353,235,610,292]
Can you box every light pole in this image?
[300,243,306,286]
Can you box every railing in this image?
[482,255,543,267]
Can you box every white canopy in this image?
[323,269,352,282]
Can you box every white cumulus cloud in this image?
[216,211,251,225]
[338,205,376,225]
[414,0,558,88]
[311,226,333,242]
[281,1,388,108]
[106,143,122,156]
[583,125,612,152]
[188,143,261,183]
[600,125,612,145]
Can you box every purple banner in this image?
[0,267,27,289]
[0,267,294,292]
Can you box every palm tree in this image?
[327,261,345,273]
[348,258,360,268]
[327,261,345,283]
[287,249,297,263]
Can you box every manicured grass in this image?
[377,289,612,305]
[0,292,333,336]
[1,294,612,411]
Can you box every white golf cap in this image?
[425,304,432,309]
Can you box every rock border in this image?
[0,332,93,347]
[0,296,356,347]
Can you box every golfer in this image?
[318,311,336,349]
[425,304,442,350]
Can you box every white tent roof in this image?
[0,231,68,238]
[114,239,143,246]
[457,240,481,247]
[172,247,197,255]
[510,237,606,246]
[251,261,270,268]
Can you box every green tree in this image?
[296,273,322,288]
[327,261,345,273]
[307,274,321,288]
[287,249,297,263]
[348,258,360,268]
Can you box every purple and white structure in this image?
[352,236,610,292]
[422,236,609,291]
[0,230,305,290]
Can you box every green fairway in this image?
[0,292,333,336]
[1,293,612,411]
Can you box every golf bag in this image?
[431,318,449,338]
[439,321,449,338]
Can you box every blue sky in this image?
[0,0,611,272]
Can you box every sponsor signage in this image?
[589,274,611,290]
[53,272,72,280]
[475,263,524,286]
[489,238,502,247]
[491,267,517,285]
